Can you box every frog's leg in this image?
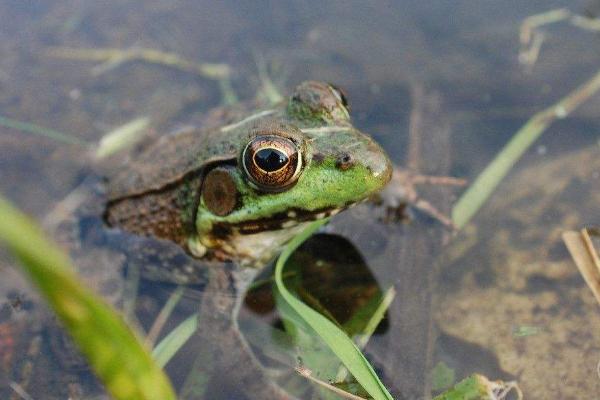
[380,168,467,228]
[46,46,236,105]
[181,267,299,400]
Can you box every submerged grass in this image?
[0,195,176,400]
[152,314,198,369]
[452,66,600,229]
[0,115,89,146]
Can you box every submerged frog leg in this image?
[379,168,466,228]
[181,267,299,400]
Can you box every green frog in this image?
[103,80,391,281]
[6,80,392,399]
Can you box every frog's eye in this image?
[242,135,302,192]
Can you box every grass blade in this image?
[0,195,176,400]
[274,219,393,400]
[0,115,88,146]
[152,314,198,368]
[452,67,600,229]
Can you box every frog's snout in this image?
[332,138,392,191]
[371,149,392,182]
[363,141,393,187]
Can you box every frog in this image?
[3,80,392,399]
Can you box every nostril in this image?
[336,153,354,170]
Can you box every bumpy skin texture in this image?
[11,81,392,399]
[106,81,392,277]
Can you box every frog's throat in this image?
[192,206,345,267]
[210,206,343,237]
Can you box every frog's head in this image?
[193,81,392,267]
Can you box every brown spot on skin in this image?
[202,167,238,216]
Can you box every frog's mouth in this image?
[211,206,345,238]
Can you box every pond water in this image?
[1,0,599,399]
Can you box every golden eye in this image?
[242,135,302,191]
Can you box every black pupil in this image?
[255,148,288,172]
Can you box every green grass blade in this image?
[336,287,395,382]
[0,195,176,400]
[343,286,395,342]
[0,115,89,146]
[452,67,600,229]
[146,286,185,347]
[152,314,198,368]
[274,219,393,400]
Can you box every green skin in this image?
[195,87,391,266]
[107,80,392,274]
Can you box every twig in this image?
[518,8,570,69]
[570,15,600,31]
[0,115,89,146]
[46,47,231,80]
[9,382,34,400]
[518,31,545,71]
[491,380,523,400]
[519,8,570,49]
[519,8,600,68]
[296,366,367,400]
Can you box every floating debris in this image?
[563,228,600,306]
[95,117,150,160]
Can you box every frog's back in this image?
[107,101,271,200]
[107,126,234,200]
